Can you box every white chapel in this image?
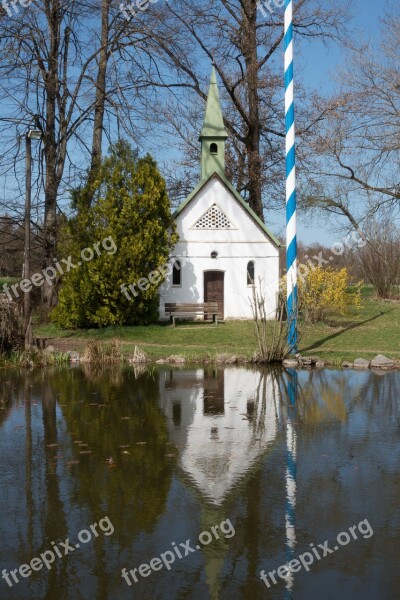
[159,67,280,320]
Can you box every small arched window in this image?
[172,260,181,286]
[211,251,218,259]
[247,261,255,286]
[210,142,218,155]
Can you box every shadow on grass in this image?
[301,309,392,353]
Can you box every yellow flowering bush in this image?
[298,266,362,323]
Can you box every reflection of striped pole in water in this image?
[285,369,297,597]
[284,0,298,353]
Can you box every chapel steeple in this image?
[199,67,228,181]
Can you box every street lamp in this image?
[24,127,42,348]
[27,129,42,141]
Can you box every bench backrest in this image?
[165,302,219,314]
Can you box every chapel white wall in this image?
[159,177,280,320]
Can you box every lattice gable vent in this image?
[193,204,233,229]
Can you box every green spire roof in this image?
[199,67,228,140]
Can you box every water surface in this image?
[0,365,399,599]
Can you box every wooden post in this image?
[24,134,32,349]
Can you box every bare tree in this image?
[355,217,400,298]
[0,0,149,307]
[125,0,351,219]
[304,6,400,234]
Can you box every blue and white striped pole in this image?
[284,0,298,353]
[284,369,297,598]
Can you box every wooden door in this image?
[204,271,224,319]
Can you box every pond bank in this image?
[31,296,400,367]
[2,296,398,369]
[1,342,399,371]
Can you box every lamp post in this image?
[24,128,42,348]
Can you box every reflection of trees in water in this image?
[39,366,175,600]
[41,377,69,600]
[2,365,398,599]
[279,368,400,426]
[51,366,175,543]
[0,366,175,600]
[297,369,347,424]
[248,369,269,441]
[275,367,348,425]
[353,371,400,417]
[277,367,400,600]
[0,369,70,599]
[0,369,21,426]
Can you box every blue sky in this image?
[0,0,388,248]
[276,0,387,244]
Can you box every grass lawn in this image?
[300,296,400,365]
[0,277,18,288]
[34,290,400,365]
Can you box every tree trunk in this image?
[243,0,263,219]
[83,0,110,208]
[42,0,61,309]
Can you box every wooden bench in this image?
[165,302,221,326]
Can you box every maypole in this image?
[284,369,297,598]
[284,0,298,353]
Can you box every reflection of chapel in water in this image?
[159,367,280,506]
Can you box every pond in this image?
[0,365,399,600]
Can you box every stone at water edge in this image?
[370,354,394,369]
[155,359,166,364]
[216,354,228,364]
[341,361,353,368]
[353,358,370,369]
[225,355,238,364]
[43,345,55,354]
[166,355,186,364]
[282,358,298,368]
[315,361,325,368]
[298,356,320,366]
[67,351,80,362]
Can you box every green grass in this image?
[299,295,400,365]
[34,292,400,365]
[34,320,257,360]
[0,277,18,288]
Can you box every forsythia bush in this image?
[298,266,362,323]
